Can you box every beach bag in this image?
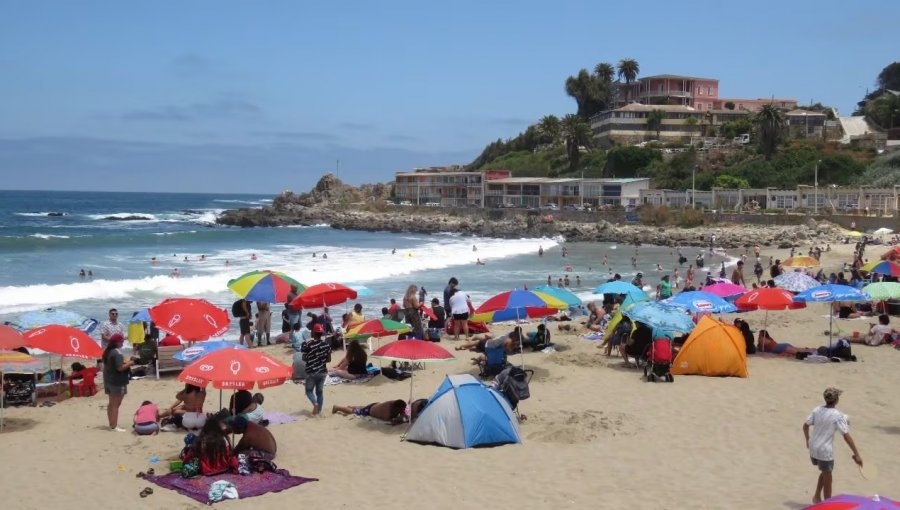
[426,328,441,342]
[380,366,411,381]
[231,300,244,318]
[181,459,200,479]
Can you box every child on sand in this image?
[133,401,160,435]
[802,387,863,504]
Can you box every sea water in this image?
[0,190,735,336]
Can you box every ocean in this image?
[0,190,734,336]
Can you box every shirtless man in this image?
[225,416,277,460]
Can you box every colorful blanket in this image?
[146,470,317,504]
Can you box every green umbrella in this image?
[862,282,900,301]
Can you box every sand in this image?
[2,241,899,509]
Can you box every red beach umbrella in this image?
[149,298,230,341]
[0,325,26,351]
[734,288,806,311]
[23,325,102,359]
[370,340,455,413]
[290,283,358,309]
[734,288,805,353]
[178,348,292,390]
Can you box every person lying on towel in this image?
[332,399,407,425]
[757,330,816,356]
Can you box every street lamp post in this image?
[692,165,698,209]
[814,159,820,215]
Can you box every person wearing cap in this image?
[300,324,331,416]
[101,333,135,432]
[802,387,863,504]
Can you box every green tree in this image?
[754,104,786,160]
[537,115,562,145]
[646,109,666,140]
[877,62,900,91]
[561,114,593,171]
[617,58,640,83]
[724,101,736,110]
[720,116,753,139]
[713,174,750,189]
[866,93,900,129]
[564,69,610,119]
[604,145,660,178]
[594,62,615,83]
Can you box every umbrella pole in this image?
[828,305,834,350]
[1,372,5,432]
[762,310,769,353]
[517,308,525,369]
[405,372,415,434]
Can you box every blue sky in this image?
[0,0,896,192]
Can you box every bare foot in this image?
[331,405,337,414]
[812,496,821,504]
[312,404,320,416]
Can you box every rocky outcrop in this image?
[103,215,154,221]
[216,174,847,248]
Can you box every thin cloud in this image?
[122,98,262,122]
[251,130,340,142]
[171,54,212,78]
[385,133,421,142]
[338,122,377,131]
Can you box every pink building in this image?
[714,98,798,112]
[616,74,720,111]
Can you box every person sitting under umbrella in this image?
[831,301,863,319]
[757,330,816,356]
[851,314,896,346]
[161,383,207,430]
[332,399,407,425]
[229,390,266,424]
[328,339,368,380]
[182,416,234,476]
[224,416,277,463]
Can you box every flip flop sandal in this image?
[135,472,146,478]
[146,468,155,476]
[139,488,153,498]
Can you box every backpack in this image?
[497,366,530,409]
[231,300,245,318]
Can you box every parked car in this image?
[542,203,558,210]
[563,204,585,211]
[424,202,441,207]
[399,200,413,206]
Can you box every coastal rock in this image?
[103,215,153,221]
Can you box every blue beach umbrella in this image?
[592,281,649,303]
[623,301,696,334]
[173,340,247,364]
[130,308,152,323]
[345,284,375,297]
[533,285,583,307]
[12,308,98,333]
[664,291,737,314]
[794,284,871,346]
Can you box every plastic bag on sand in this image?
[209,480,238,502]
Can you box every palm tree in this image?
[646,109,666,140]
[754,104,786,160]
[537,115,562,145]
[594,62,615,83]
[561,114,593,170]
[617,58,640,84]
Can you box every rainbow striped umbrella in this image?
[0,350,48,374]
[346,318,410,339]
[227,270,306,303]
[861,259,900,277]
[472,290,568,323]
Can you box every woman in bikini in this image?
[332,399,407,425]
[757,330,815,356]
[329,339,368,379]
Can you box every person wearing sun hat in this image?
[802,387,863,504]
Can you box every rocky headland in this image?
[216,175,847,249]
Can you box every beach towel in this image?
[324,374,375,386]
[803,355,831,363]
[262,411,299,426]
[582,333,603,341]
[146,470,317,504]
[821,315,868,321]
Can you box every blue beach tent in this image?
[405,374,521,449]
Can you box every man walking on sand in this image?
[802,387,863,504]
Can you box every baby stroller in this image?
[641,338,674,383]
[494,365,533,421]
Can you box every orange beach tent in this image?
[671,315,748,378]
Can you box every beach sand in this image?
[2,242,899,509]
